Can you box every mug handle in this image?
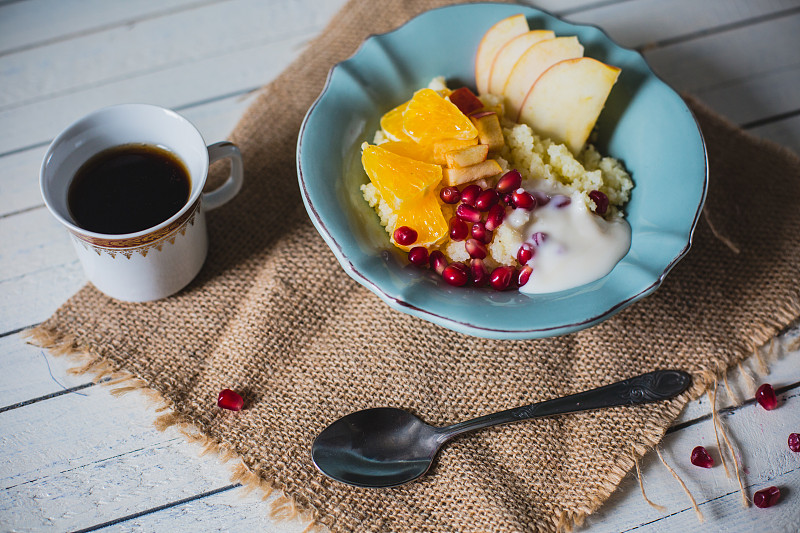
[203,141,244,211]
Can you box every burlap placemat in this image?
[29,0,800,531]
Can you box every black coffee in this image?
[67,144,191,235]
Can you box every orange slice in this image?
[361,144,442,209]
[392,190,448,249]
[402,88,478,144]
[378,140,435,165]
[380,101,411,142]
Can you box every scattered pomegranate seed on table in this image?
[755,383,778,410]
[393,226,417,246]
[690,446,714,468]
[217,389,244,411]
[753,486,781,508]
[789,433,800,452]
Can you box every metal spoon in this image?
[311,369,691,488]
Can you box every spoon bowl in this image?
[312,407,443,488]
[311,370,691,488]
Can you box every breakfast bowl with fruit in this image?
[297,3,707,339]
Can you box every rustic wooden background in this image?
[1,1,799,531]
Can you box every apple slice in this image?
[487,30,555,95]
[433,138,479,165]
[443,159,503,187]
[470,111,504,151]
[475,14,529,95]
[518,57,620,154]
[444,144,489,168]
[503,36,584,120]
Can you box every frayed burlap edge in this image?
[23,297,800,532]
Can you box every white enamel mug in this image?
[40,104,243,302]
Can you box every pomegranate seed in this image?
[512,189,536,210]
[456,203,482,223]
[496,170,522,194]
[449,216,469,241]
[460,184,482,206]
[475,189,500,211]
[589,190,609,215]
[429,250,447,274]
[788,433,800,452]
[485,204,506,231]
[531,232,548,246]
[393,226,417,246]
[465,238,487,259]
[517,265,533,287]
[471,222,491,244]
[553,195,571,208]
[440,186,461,204]
[756,383,778,410]
[471,258,490,286]
[489,266,515,291]
[517,243,534,265]
[753,486,781,508]
[408,246,428,266]
[501,193,514,206]
[690,446,714,468]
[442,262,469,286]
[533,191,550,207]
[217,389,244,411]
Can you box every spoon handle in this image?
[440,370,691,440]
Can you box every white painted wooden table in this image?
[2,1,799,531]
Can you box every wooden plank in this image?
[562,0,799,49]
[0,0,209,53]
[0,0,347,110]
[748,113,800,156]
[642,12,800,125]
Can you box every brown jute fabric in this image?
[30,0,800,531]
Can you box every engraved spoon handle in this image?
[438,370,691,441]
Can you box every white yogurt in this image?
[518,192,631,294]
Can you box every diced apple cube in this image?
[470,111,505,151]
[445,144,489,168]
[443,159,503,187]
[448,87,484,115]
[433,138,479,165]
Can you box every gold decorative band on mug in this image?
[70,199,201,259]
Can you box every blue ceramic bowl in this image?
[297,3,707,339]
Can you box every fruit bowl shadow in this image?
[297,3,707,339]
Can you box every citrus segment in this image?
[379,101,411,142]
[378,140,435,164]
[402,88,478,144]
[361,144,442,210]
[392,191,448,249]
